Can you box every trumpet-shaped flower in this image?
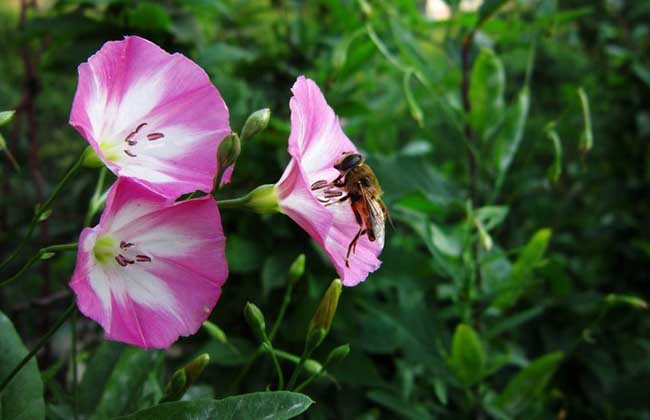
[70,178,227,348]
[70,36,230,198]
[275,76,383,286]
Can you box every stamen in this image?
[115,255,127,267]
[124,150,137,157]
[311,180,329,191]
[123,256,135,265]
[147,133,164,141]
[136,255,152,262]
[317,197,330,203]
[324,190,343,198]
[134,122,148,132]
[126,139,137,146]
[120,241,134,249]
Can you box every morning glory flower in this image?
[275,76,383,286]
[70,178,227,349]
[69,36,231,198]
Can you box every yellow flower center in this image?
[93,234,115,265]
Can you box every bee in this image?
[311,152,388,267]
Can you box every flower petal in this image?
[70,36,230,198]
[70,177,228,348]
[277,76,384,286]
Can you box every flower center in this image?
[93,234,116,264]
[100,122,166,162]
[92,234,153,267]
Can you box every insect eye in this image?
[340,154,362,170]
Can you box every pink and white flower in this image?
[70,36,231,198]
[275,76,383,286]
[70,178,227,349]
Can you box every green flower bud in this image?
[216,132,241,173]
[240,108,271,142]
[202,320,227,343]
[304,358,324,376]
[605,294,648,310]
[160,353,210,403]
[0,110,15,127]
[82,146,103,168]
[306,279,342,352]
[288,254,306,285]
[244,302,267,342]
[184,353,210,385]
[325,344,350,366]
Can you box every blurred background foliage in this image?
[1,0,649,419]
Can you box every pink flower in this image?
[276,76,383,286]
[70,36,231,198]
[70,178,227,349]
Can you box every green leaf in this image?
[492,86,530,191]
[470,49,505,139]
[127,2,172,32]
[545,125,562,183]
[115,391,313,420]
[0,311,45,420]
[477,0,510,27]
[90,346,164,419]
[475,206,509,231]
[403,70,424,127]
[449,323,486,387]
[0,110,15,127]
[493,228,552,310]
[577,87,593,153]
[497,352,563,416]
[367,389,432,420]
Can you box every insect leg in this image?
[324,194,350,206]
[345,201,366,267]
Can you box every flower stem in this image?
[294,358,332,393]
[84,167,107,227]
[71,306,79,420]
[0,152,84,272]
[265,343,284,390]
[286,347,313,390]
[0,243,77,288]
[0,301,75,394]
[228,279,296,393]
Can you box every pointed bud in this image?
[184,353,210,385]
[306,279,342,352]
[82,146,103,168]
[325,344,350,366]
[161,369,187,402]
[240,108,271,142]
[288,254,306,285]
[216,132,241,174]
[473,216,493,251]
[202,321,227,343]
[244,302,267,342]
[605,294,648,310]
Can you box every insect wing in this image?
[361,187,386,248]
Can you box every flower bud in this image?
[325,344,350,366]
[217,132,241,170]
[304,358,324,376]
[0,110,15,127]
[605,294,648,310]
[244,302,267,342]
[240,108,271,142]
[306,279,342,352]
[202,320,227,343]
[288,254,306,285]
[161,353,210,402]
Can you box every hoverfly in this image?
[311,152,387,267]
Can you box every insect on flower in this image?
[311,152,387,267]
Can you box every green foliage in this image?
[0,311,45,420]
[1,0,649,418]
[115,391,313,420]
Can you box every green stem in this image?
[0,152,84,272]
[286,347,313,390]
[269,283,293,341]
[71,307,79,420]
[0,243,77,288]
[84,167,107,227]
[214,196,250,210]
[265,343,284,390]
[0,302,75,394]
